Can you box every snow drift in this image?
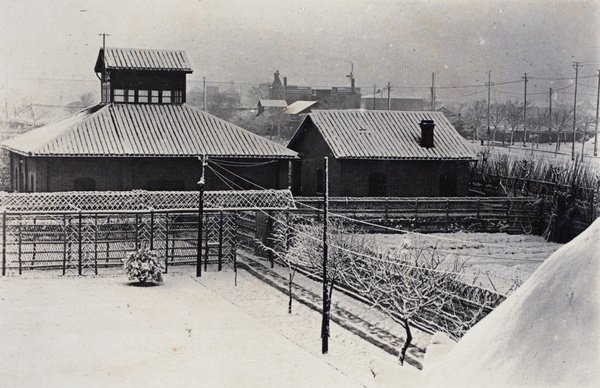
[373,218,599,387]
[423,217,600,387]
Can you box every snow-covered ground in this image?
[372,231,563,295]
[0,266,404,387]
[373,217,600,388]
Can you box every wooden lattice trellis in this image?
[0,190,294,276]
[0,189,295,212]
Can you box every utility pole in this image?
[321,157,330,354]
[486,70,492,147]
[594,70,599,157]
[373,84,377,110]
[572,62,583,160]
[196,155,206,277]
[431,72,436,111]
[203,77,207,111]
[98,33,110,102]
[549,88,553,144]
[387,82,391,111]
[523,73,528,146]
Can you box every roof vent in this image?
[420,119,435,148]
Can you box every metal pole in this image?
[572,62,582,160]
[78,211,82,276]
[218,210,223,271]
[2,211,6,276]
[487,70,491,147]
[196,156,206,277]
[594,70,599,157]
[321,156,329,354]
[523,73,528,146]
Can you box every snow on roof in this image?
[285,100,318,115]
[1,103,297,159]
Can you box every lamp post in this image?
[196,156,206,277]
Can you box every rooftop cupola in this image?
[94,48,193,104]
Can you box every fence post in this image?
[18,214,22,275]
[62,214,67,275]
[135,213,140,250]
[78,211,82,276]
[150,210,155,251]
[2,210,6,276]
[94,213,98,275]
[164,212,169,274]
[218,210,223,271]
[204,214,209,272]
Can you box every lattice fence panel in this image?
[0,190,295,212]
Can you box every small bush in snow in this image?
[123,246,165,284]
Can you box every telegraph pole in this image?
[387,82,391,111]
[549,88,553,143]
[572,62,583,160]
[321,157,330,354]
[594,70,599,157]
[523,73,528,146]
[486,70,492,147]
[196,156,206,277]
[431,73,436,111]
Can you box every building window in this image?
[74,177,96,191]
[127,89,135,102]
[369,173,387,196]
[173,90,183,104]
[162,90,172,104]
[138,90,149,103]
[151,90,160,103]
[113,89,125,102]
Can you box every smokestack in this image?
[283,77,287,102]
[420,119,435,148]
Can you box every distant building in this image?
[360,91,424,111]
[287,110,476,197]
[268,70,361,108]
[2,47,297,192]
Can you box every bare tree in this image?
[464,100,487,141]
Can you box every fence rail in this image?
[292,197,541,234]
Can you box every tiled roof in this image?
[2,103,297,159]
[289,110,476,160]
[95,48,193,72]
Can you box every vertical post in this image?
[218,210,223,271]
[78,211,82,276]
[321,156,329,354]
[594,70,599,157]
[487,70,492,147]
[197,156,206,277]
[387,82,391,111]
[2,211,6,276]
[135,213,139,250]
[18,214,22,275]
[62,214,67,275]
[94,213,98,275]
[572,62,582,160]
[523,73,528,146]
[164,212,169,274]
[150,210,155,250]
[431,72,436,111]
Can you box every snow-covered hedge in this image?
[123,246,165,284]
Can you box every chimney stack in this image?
[420,119,435,148]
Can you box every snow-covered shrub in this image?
[123,246,165,284]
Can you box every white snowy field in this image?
[372,231,563,295]
[0,268,401,388]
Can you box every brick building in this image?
[287,110,476,197]
[1,47,297,192]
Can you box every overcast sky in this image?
[1,0,599,106]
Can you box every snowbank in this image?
[424,217,600,387]
[373,218,600,387]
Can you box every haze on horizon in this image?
[1,0,599,108]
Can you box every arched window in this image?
[74,177,96,191]
[369,173,387,196]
